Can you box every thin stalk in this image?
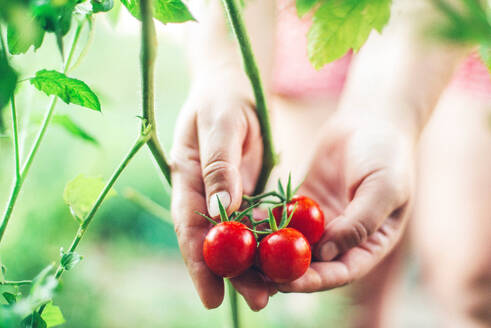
[227,279,239,328]
[10,97,20,182]
[0,280,32,286]
[124,187,173,225]
[39,130,152,314]
[140,0,172,185]
[0,22,84,244]
[221,0,276,195]
[0,30,20,182]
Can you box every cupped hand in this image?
[170,69,273,311]
[278,115,415,293]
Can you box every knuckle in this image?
[345,220,369,248]
[202,160,235,184]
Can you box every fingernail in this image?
[319,242,339,261]
[209,191,231,217]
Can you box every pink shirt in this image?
[272,2,491,100]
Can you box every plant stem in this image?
[38,130,152,314]
[0,22,84,244]
[0,280,32,286]
[124,187,173,225]
[227,279,239,328]
[10,97,20,182]
[221,0,276,196]
[140,0,172,185]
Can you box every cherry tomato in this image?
[258,228,311,283]
[273,195,325,245]
[203,221,256,278]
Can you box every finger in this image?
[315,169,408,261]
[171,113,224,309]
[230,269,275,312]
[197,105,248,217]
[279,224,400,293]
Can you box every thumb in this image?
[315,170,408,261]
[197,108,247,217]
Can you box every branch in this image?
[221,0,277,195]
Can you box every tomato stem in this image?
[0,280,32,286]
[140,0,172,185]
[227,279,240,328]
[221,0,277,196]
[39,128,152,315]
[0,21,84,244]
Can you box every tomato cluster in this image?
[200,177,325,283]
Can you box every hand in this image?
[170,69,274,310]
[278,115,414,292]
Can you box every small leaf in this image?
[217,196,228,222]
[268,208,278,232]
[277,179,285,198]
[21,312,47,328]
[3,292,16,305]
[30,70,101,111]
[195,211,217,226]
[63,174,117,221]
[91,0,114,13]
[60,250,83,271]
[153,0,195,24]
[286,173,292,202]
[40,303,65,328]
[296,0,317,17]
[308,0,392,69]
[51,114,98,145]
[121,0,195,24]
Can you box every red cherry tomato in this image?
[273,195,325,245]
[258,228,311,283]
[203,221,256,278]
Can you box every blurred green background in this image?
[0,11,437,328]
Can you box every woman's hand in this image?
[170,68,274,311]
[278,115,414,292]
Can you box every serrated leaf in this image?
[63,174,117,220]
[121,0,195,24]
[21,312,47,328]
[91,0,114,13]
[296,0,317,17]
[3,292,16,305]
[40,303,65,328]
[308,0,392,69]
[30,70,101,111]
[52,114,98,145]
[60,250,83,271]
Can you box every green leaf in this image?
[0,48,17,110]
[3,292,16,305]
[308,0,392,69]
[51,114,99,145]
[296,0,317,17]
[91,0,114,13]
[7,19,45,55]
[217,196,228,222]
[480,44,491,73]
[153,0,195,24]
[30,70,101,111]
[121,0,195,24]
[40,303,65,328]
[21,312,47,328]
[63,174,117,221]
[60,250,83,271]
